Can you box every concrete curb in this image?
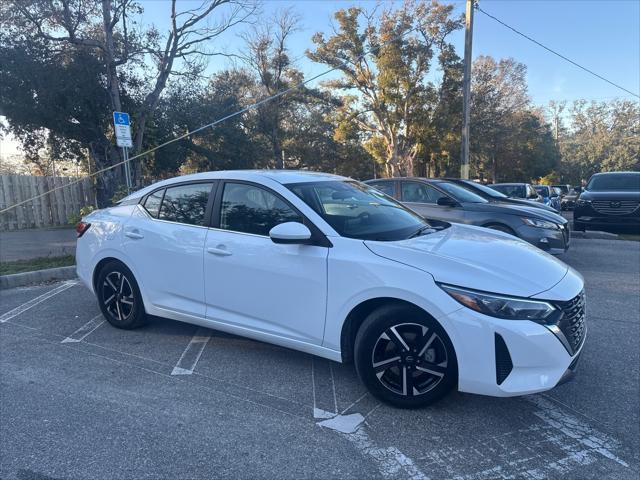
[0,266,77,289]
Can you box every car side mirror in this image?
[436,196,458,207]
[269,222,312,244]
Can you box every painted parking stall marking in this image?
[0,280,77,323]
[61,314,105,343]
[311,357,429,480]
[171,327,212,375]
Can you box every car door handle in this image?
[207,246,232,256]
[124,230,144,240]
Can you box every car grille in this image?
[556,291,586,355]
[591,200,639,215]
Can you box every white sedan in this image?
[76,170,586,408]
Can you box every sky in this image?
[1,0,639,158]
[139,0,640,104]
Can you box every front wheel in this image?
[96,261,147,329]
[354,304,457,408]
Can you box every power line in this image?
[476,6,640,100]
[0,23,420,214]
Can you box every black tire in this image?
[354,304,457,408]
[485,223,516,236]
[96,260,147,329]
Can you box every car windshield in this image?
[462,181,507,198]
[586,173,640,191]
[436,182,487,203]
[288,180,431,241]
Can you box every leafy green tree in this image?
[558,99,639,183]
[470,56,558,182]
[307,0,461,177]
[0,0,255,205]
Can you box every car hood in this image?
[490,197,557,213]
[464,202,566,224]
[578,190,640,201]
[365,224,569,298]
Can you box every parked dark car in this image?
[490,183,544,205]
[444,178,558,213]
[533,185,561,211]
[553,184,572,196]
[366,177,570,254]
[561,187,581,211]
[574,171,640,232]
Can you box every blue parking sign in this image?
[113,111,130,126]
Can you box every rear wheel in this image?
[354,304,457,408]
[96,261,147,329]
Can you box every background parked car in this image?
[366,177,570,254]
[553,184,572,196]
[489,183,544,205]
[533,185,561,211]
[445,178,558,213]
[574,171,640,233]
[561,187,581,211]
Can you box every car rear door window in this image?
[220,182,302,236]
[158,183,213,226]
[143,189,164,218]
[401,182,440,204]
[369,181,396,198]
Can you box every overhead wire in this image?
[476,5,640,100]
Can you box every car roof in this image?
[121,170,347,202]
[367,177,446,184]
[590,171,639,176]
[490,183,527,186]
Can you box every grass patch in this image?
[0,255,76,276]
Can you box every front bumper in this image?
[516,223,570,255]
[441,275,585,397]
[574,204,640,231]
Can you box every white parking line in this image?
[526,395,629,468]
[171,327,212,375]
[61,314,105,343]
[0,281,77,323]
[311,357,429,480]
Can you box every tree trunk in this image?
[91,141,124,207]
[491,150,497,183]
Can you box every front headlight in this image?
[521,217,560,229]
[439,284,556,321]
[576,199,591,206]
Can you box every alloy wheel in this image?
[371,322,448,397]
[102,271,135,322]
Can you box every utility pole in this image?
[460,0,475,179]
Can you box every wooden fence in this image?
[0,175,95,231]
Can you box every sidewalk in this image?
[0,227,77,262]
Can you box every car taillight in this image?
[76,222,91,238]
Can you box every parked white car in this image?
[76,170,586,408]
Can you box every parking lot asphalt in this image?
[1,238,639,480]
